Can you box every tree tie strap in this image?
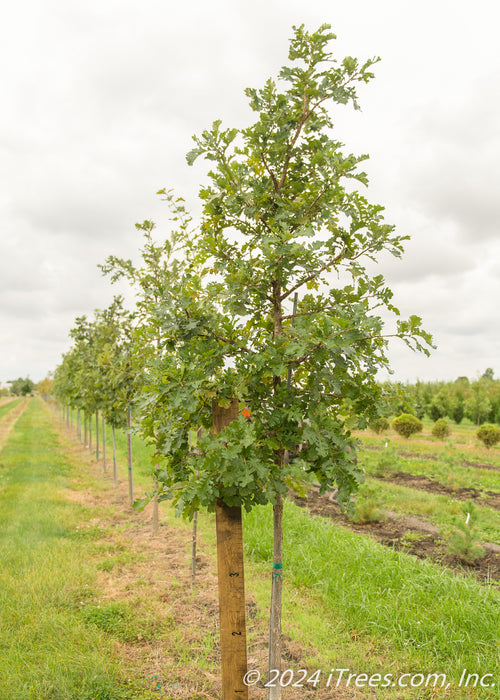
[272,563,283,582]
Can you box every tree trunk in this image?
[84,415,88,447]
[268,279,285,699]
[77,409,81,442]
[89,417,92,452]
[268,494,283,700]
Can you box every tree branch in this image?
[280,247,346,302]
[260,151,280,193]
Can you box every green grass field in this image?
[1,400,499,699]
[0,400,158,700]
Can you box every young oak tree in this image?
[145,24,433,696]
[100,202,191,526]
[185,23,432,690]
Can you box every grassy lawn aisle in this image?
[0,398,160,700]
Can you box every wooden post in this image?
[102,417,107,473]
[126,407,134,506]
[95,411,100,461]
[213,399,248,700]
[191,511,198,588]
[112,425,118,486]
[152,492,159,536]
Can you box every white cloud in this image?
[1,0,499,383]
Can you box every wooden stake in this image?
[95,411,100,461]
[213,399,248,700]
[151,493,159,535]
[102,417,107,473]
[112,424,118,487]
[126,407,134,506]
[191,510,198,588]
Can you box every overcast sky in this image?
[1,0,499,386]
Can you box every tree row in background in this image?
[380,369,500,426]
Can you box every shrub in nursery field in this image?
[350,484,385,524]
[476,423,500,449]
[391,413,423,438]
[369,416,389,433]
[432,417,451,440]
[373,443,399,477]
[445,501,485,564]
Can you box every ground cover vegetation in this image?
[0,396,23,421]
[6,398,496,698]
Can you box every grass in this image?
[244,502,500,671]
[41,403,500,697]
[0,399,159,700]
[0,396,23,421]
[362,443,500,493]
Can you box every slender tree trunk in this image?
[268,280,284,699]
[77,409,81,442]
[89,416,93,452]
[84,415,88,447]
[95,411,100,461]
[269,494,283,699]
[191,510,198,588]
[112,425,118,487]
[126,407,134,506]
[102,417,107,473]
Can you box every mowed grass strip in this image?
[0,397,23,422]
[0,400,156,700]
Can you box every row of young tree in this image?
[381,369,500,426]
[52,25,433,699]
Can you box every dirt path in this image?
[375,471,500,510]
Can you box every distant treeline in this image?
[381,368,500,425]
[1,376,52,397]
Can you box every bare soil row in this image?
[289,490,500,584]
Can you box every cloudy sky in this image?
[1,0,499,386]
